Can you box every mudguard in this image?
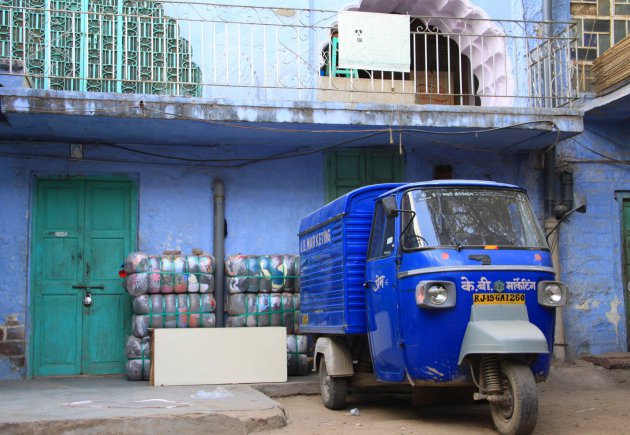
[458,305,549,364]
[314,337,353,376]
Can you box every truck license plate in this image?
[473,293,525,304]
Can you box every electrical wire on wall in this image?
[559,136,630,167]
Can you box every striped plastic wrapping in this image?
[126,359,151,381]
[123,252,215,296]
[132,313,217,338]
[225,254,299,294]
[131,293,216,338]
[225,292,300,332]
[225,254,301,332]
[125,335,151,381]
[286,334,309,376]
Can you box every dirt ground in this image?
[267,361,630,435]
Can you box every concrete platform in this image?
[584,352,630,369]
[0,374,319,434]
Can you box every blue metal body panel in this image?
[391,255,554,382]
[299,183,404,334]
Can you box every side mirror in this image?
[382,196,398,218]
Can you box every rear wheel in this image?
[489,360,538,435]
[319,359,347,410]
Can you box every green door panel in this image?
[42,183,83,230]
[83,294,128,374]
[326,149,404,202]
[37,294,82,376]
[83,182,132,374]
[623,200,630,350]
[86,182,131,231]
[42,237,81,283]
[83,236,130,374]
[326,150,365,202]
[32,179,134,377]
[366,150,403,184]
[33,181,84,376]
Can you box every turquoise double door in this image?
[31,179,136,377]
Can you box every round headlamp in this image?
[428,285,448,305]
[416,281,456,309]
[544,284,563,304]
[537,281,567,307]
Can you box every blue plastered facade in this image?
[556,116,630,358]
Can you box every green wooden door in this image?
[325,149,404,202]
[623,199,630,350]
[32,180,134,376]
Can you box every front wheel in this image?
[319,359,347,410]
[489,360,538,435]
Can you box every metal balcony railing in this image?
[0,1,578,108]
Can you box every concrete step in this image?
[0,376,290,434]
[584,352,630,369]
[252,373,319,398]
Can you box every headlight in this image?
[537,281,568,307]
[545,284,563,304]
[428,285,448,305]
[416,281,456,309]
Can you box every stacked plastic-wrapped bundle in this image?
[286,333,309,376]
[122,251,216,380]
[225,254,300,330]
[225,254,308,375]
[131,293,217,337]
[125,336,151,381]
[124,252,215,296]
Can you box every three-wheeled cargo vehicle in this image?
[298,180,567,435]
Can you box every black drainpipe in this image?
[559,171,574,216]
[544,150,557,218]
[213,179,225,327]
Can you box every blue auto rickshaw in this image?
[298,180,567,435]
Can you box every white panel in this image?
[153,328,287,386]
[338,11,410,72]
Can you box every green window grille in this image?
[0,0,202,96]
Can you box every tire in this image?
[319,359,347,410]
[489,360,538,435]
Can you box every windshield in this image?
[401,188,547,250]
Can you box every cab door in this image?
[365,198,405,382]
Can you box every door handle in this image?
[72,285,105,290]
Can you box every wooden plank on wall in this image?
[152,327,287,386]
[593,35,630,94]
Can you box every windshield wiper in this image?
[443,215,463,252]
[437,197,462,252]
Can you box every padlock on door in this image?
[83,292,92,307]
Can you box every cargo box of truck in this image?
[298,183,403,334]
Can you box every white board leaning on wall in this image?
[338,11,410,73]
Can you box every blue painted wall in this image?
[0,162,30,379]
[557,122,630,358]
[0,140,537,379]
